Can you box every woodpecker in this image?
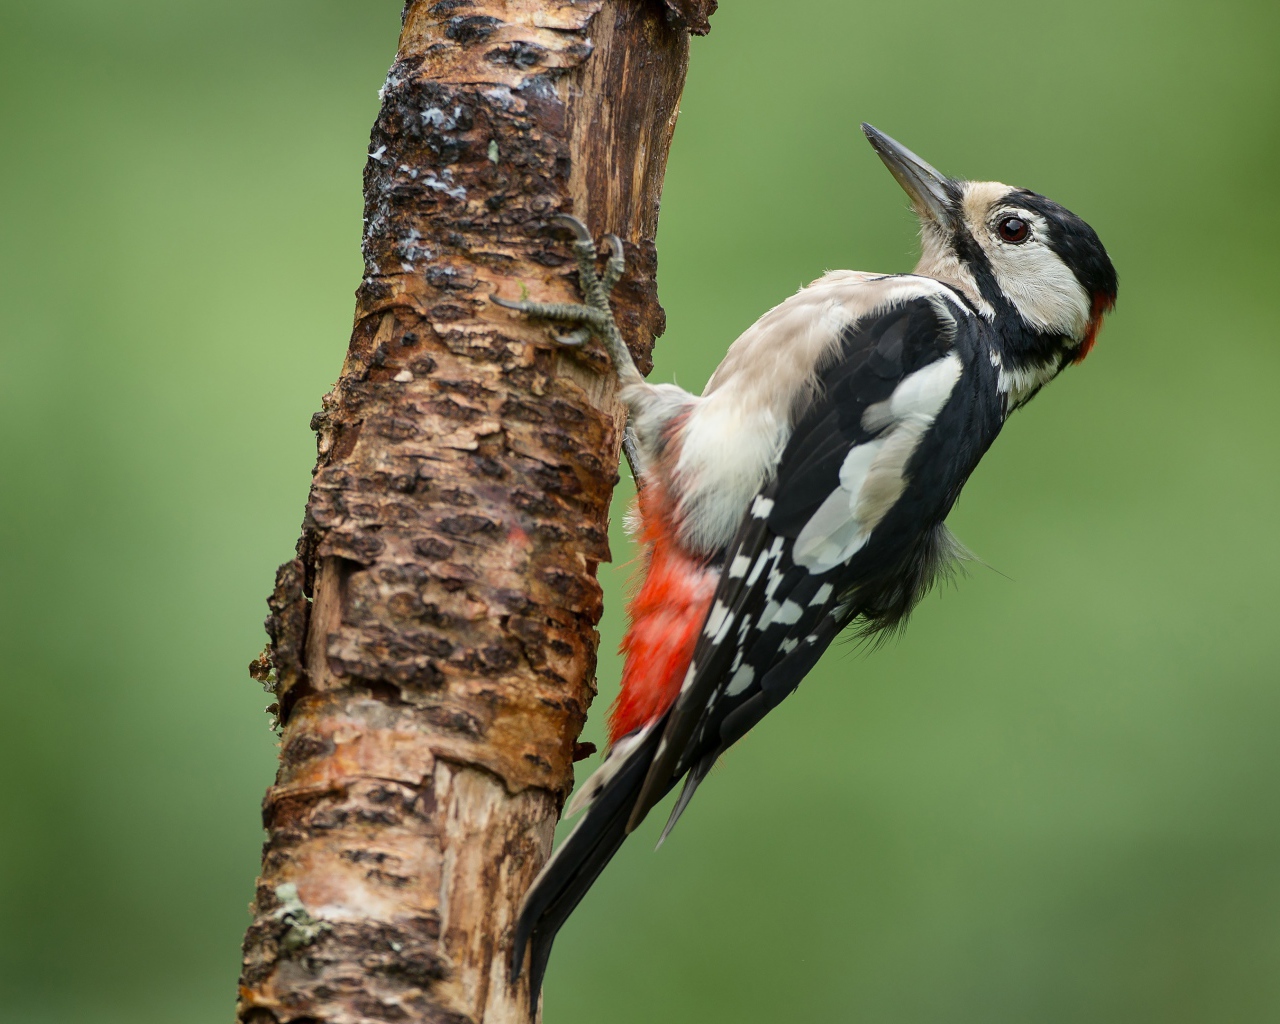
[494,124,1117,1001]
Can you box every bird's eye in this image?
[997,216,1030,243]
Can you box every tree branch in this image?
[237,2,709,1021]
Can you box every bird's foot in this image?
[492,215,643,387]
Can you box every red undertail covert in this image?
[609,484,718,744]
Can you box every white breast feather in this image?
[989,349,1058,411]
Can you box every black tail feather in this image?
[521,800,630,1005]
[657,751,716,848]
[510,724,673,1010]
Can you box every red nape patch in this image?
[1074,291,1116,364]
[608,485,719,745]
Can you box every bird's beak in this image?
[861,123,957,229]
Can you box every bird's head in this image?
[862,123,1117,362]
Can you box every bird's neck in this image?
[913,235,995,318]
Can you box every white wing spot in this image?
[729,554,751,578]
[713,611,735,645]
[703,600,731,640]
[758,600,780,630]
[780,638,798,655]
[748,538,784,586]
[775,600,803,625]
[726,664,756,696]
[731,619,752,669]
[751,496,775,519]
[810,583,834,607]
[795,356,963,575]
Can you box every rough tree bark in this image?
[238,2,716,1022]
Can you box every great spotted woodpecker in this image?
[495,124,1117,999]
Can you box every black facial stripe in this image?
[952,223,1073,372]
[1001,191,1118,301]
[950,224,1010,313]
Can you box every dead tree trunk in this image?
[238,2,715,1022]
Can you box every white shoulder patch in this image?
[862,353,963,433]
[793,353,963,574]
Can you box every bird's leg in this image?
[492,215,645,390]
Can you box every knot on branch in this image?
[271,883,333,952]
[662,0,718,35]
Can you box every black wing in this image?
[627,293,970,832]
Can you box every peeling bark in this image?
[238,2,707,1022]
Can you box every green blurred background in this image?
[2,1,1278,1021]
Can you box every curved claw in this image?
[553,328,591,347]
[550,214,593,245]
[602,233,625,290]
[490,294,527,311]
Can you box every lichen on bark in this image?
[237,2,706,1022]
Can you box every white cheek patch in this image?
[792,354,962,574]
[987,240,1090,337]
[963,185,1090,338]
